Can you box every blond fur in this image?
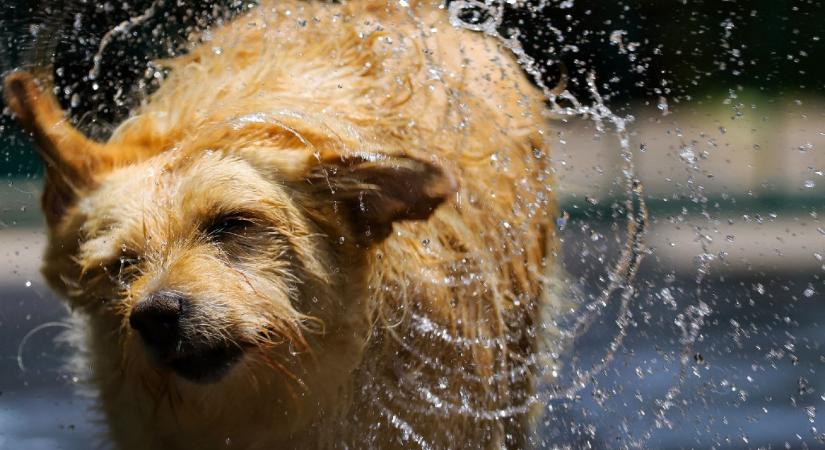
[5,1,556,448]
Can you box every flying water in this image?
[443,1,732,448]
[447,0,651,395]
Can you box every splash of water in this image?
[17,321,73,371]
[88,0,165,81]
[447,0,650,400]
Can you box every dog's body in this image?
[5,1,555,448]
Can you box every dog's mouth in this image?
[132,331,245,383]
[157,344,245,383]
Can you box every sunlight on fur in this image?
[4,0,559,448]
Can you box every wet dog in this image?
[4,1,555,448]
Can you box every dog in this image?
[4,1,556,448]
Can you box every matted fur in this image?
[5,1,557,448]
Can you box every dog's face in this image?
[5,72,455,404]
[65,152,333,383]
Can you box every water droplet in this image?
[679,146,696,163]
[753,283,765,295]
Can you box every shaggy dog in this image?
[4,0,555,448]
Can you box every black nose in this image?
[129,291,187,355]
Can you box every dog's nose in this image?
[129,291,187,354]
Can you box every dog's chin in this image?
[163,346,244,384]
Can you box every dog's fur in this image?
[4,1,556,448]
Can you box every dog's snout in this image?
[129,291,242,382]
[129,291,187,353]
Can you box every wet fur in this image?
[5,1,556,448]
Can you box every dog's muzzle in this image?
[129,291,243,383]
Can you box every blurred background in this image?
[1,0,824,448]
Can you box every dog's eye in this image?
[101,254,141,285]
[205,215,257,241]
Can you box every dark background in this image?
[1,0,824,177]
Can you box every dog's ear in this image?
[304,152,458,245]
[3,71,106,226]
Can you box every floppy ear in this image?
[304,152,458,245]
[3,71,105,226]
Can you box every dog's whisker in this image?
[256,353,307,413]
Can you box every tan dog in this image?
[4,1,555,448]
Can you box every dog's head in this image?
[4,72,455,401]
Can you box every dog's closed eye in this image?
[203,213,259,242]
